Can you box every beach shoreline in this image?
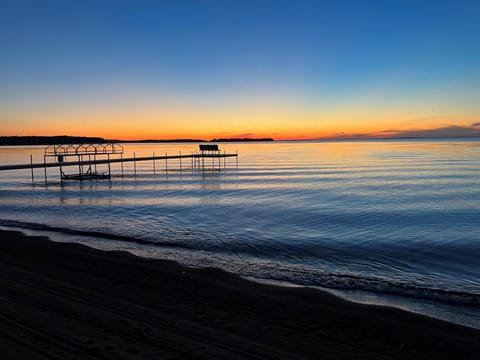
[4,223,479,330]
[1,229,479,359]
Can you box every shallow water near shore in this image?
[1,139,479,328]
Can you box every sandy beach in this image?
[0,229,478,359]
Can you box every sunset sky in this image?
[1,0,479,140]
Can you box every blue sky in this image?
[1,0,479,139]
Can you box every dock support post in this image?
[30,154,34,184]
[153,152,156,174]
[44,155,47,185]
[224,150,226,168]
[236,150,238,170]
[165,152,168,172]
[179,151,182,170]
[134,152,136,175]
[120,153,124,176]
[107,153,111,178]
[59,161,63,184]
[78,155,82,180]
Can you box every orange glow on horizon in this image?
[2,103,478,141]
[5,120,478,141]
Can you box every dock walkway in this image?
[0,153,238,171]
[0,143,238,184]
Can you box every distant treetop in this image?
[0,136,107,146]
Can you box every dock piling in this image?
[153,152,156,174]
[30,154,34,184]
[107,153,111,177]
[120,153,124,176]
[78,155,82,180]
[43,156,47,185]
[133,152,136,175]
[59,160,63,184]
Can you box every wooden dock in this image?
[0,153,238,172]
[0,143,238,184]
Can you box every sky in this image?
[1,0,479,140]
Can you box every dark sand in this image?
[0,230,479,359]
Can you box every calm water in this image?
[1,140,479,328]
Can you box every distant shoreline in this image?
[1,135,480,146]
[0,136,274,146]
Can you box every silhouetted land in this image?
[0,136,108,146]
[4,135,479,146]
[119,139,205,143]
[0,229,478,359]
[0,136,274,146]
[211,137,274,142]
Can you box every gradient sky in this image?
[1,0,479,140]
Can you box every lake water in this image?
[1,139,479,328]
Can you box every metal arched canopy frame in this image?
[44,143,124,157]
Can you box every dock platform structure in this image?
[44,143,124,181]
[0,143,238,184]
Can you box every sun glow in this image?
[6,104,476,141]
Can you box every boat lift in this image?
[44,143,124,181]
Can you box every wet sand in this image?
[0,229,479,359]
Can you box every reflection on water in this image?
[1,139,480,327]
